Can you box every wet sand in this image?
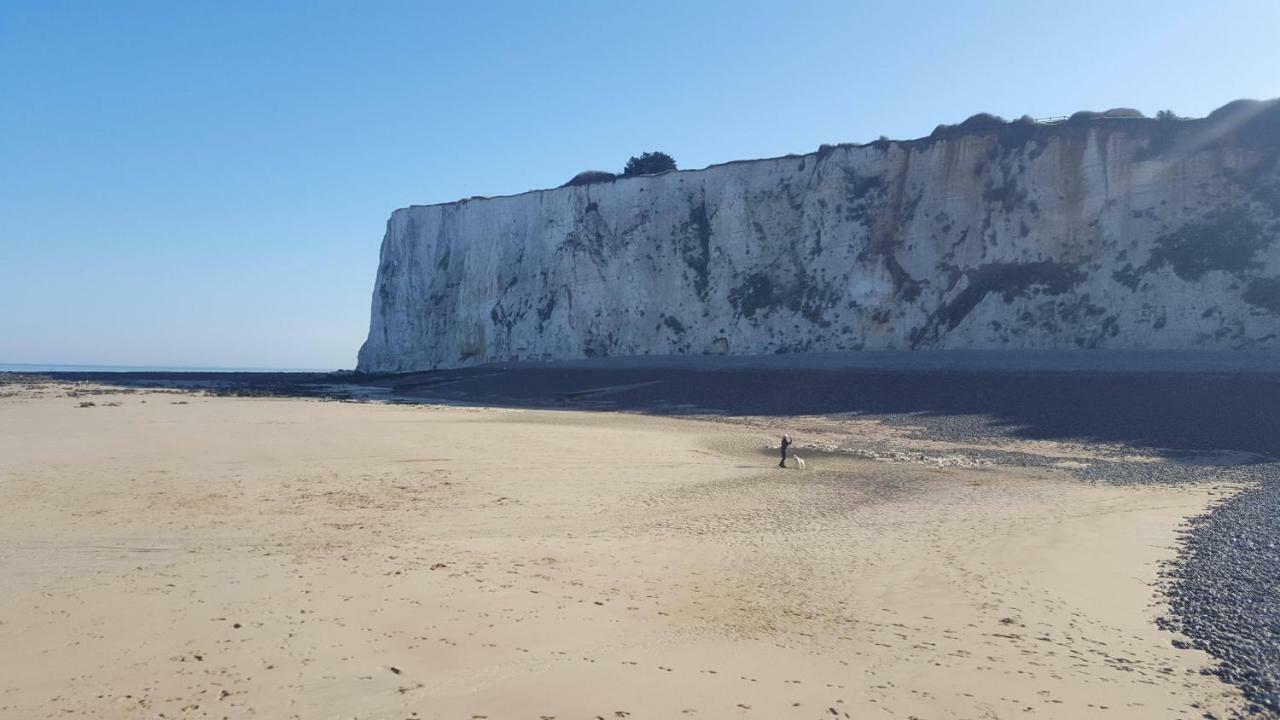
[0,381,1242,718]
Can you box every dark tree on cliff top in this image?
[623,151,677,177]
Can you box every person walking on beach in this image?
[779,434,792,468]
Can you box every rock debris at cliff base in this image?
[1161,475,1280,717]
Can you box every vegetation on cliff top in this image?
[918,98,1277,150]
[563,151,679,188]
[561,170,618,187]
[622,151,677,177]
[510,98,1275,204]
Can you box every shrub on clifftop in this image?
[930,112,1007,138]
[561,170,617,187]
[1102,107,1145,118]
[956,112,1007,131]
[622,151,677,177]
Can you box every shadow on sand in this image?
[32,351,1280,459]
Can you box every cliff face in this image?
[358,101,1280,372]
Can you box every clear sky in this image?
[2,1,1277,369]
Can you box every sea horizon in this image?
[0,362,341,374]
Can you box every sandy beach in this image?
[0,380,1242,719]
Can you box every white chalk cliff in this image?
[358,101,1280,372]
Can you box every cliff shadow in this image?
[28,361,1280,459]
[369,364,1280,459]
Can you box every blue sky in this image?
[2,1,1277,369]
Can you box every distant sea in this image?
[0,363,338,373]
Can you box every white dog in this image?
[792,455,806,470]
